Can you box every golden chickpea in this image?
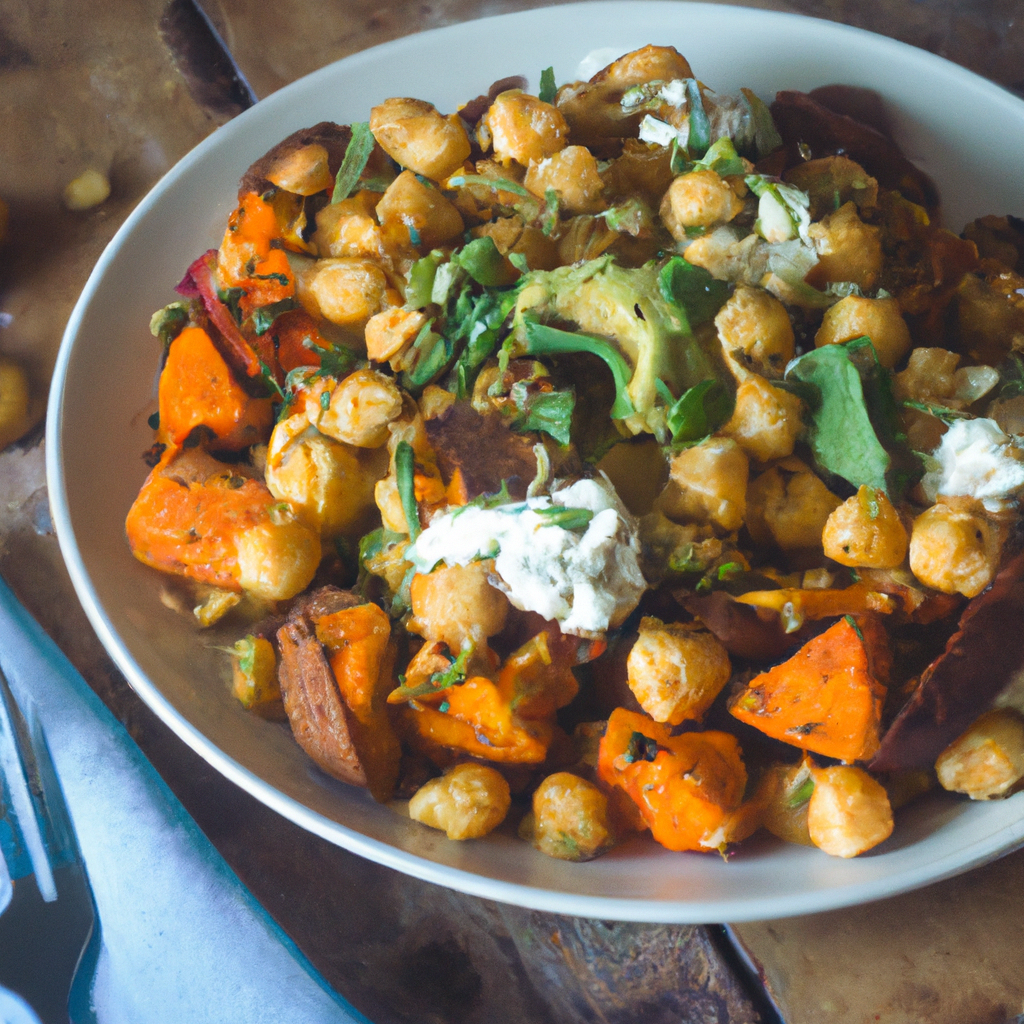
[235,517,321,601]
[660,170,744,241]
[807,202,882,292]
[308,257,388,327]
[408,560,510,652]
[266,416,377,536]
[528,773,615,861]
[265,143,333,196]
[909,503,1000,597]
[409,763,511,840]
[721,374,804,463]
[369,97,472,181]
[365,307,428,364]
[936,709,1024,800]
[746,461,841,550]
[757,759,815,847]
[482,91,569,165]
[714,285,795,380]
[524,145,605,215]
[822,485,909,568]
[815,295,912,369]
[318,369,403,448]
[315,191,384,259]
[893,347,960,403]
[664,437,748,533]
[807,765,894,858]
[376,169,465,249]
[626,617,731,725]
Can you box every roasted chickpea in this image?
[746,460,841,551]
[663,437,748,533]
[409,763,511,840]
[660,170,743,241]
[369,97,472,181]
[524,145,605,215]
[318,369,403,448]
[807,202,882,292]
[364,306,428,364]
[527,772,615,861]
[806,765,894,858]
[408,560,510,651]
[315,191,384,259]
[714,285,795,380]
[307,257,389,327]
[482,91,568,165]
[936,709,1024,800]
[264,143,333,196]
[376,170,464,249]
[721,374,804,463]
[893,347,960,403]
[627,617,731,725]
[814,295,911,369]
[822,485,909,568]
[235,516,321,601]
[909,503,1000,597]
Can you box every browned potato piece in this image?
[715,285,795,380]
[527,772,615,861]
[376,169,464,249]
[822,485,909,568]
[814,295,911,369]
[746,459,841,551]
[806,202,882,292]
[409,763,511,839]
[408,560,510,651]
[807,765,893,858]
[369,97,471,181]
[721,374,804,463]
[482,91,568,165]
[524,145,605,215]
[909,503,1000,598]
[660,170,743,240]
[663,437,748,533]
[626,617,731,725]
[936,708,1024,799]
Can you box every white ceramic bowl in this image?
[47,1,1024,922]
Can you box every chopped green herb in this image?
[395,439,421,541]
[535,506,594,531]
[622,731,663,764]
[507,380,575,445]
[331,121,376,203]
[538,66,557,104]
[657,377,733,446]
[251,297,297,335]
[658,256,729,327]
[685,79,711,157]
[844,614,865,641]
[149,302,191,349]
[217,286,246,325]
[901,399,972,423]
[787,775,815,809]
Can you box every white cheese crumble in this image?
[406,476,647,635]
[921,417,1024,511]
[638,115,688,148]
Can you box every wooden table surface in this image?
[2,1,1024,1021]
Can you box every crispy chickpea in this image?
[235,516,321,601]
[714,285,795,380]
[266,416,377,536]
[806,765,893,858]
[814,295,912,369]
[482,91,569,165]
[308,257,388,327]
[721,374,804,463]
[822,485,909,568]
[376,170,465,249]
[746,461,841,550]
[663,437,748,533]
[909,503,1000,597]
[626,617,731,725]
[757,759,815,847]
[893,347,960,403]
[318,369,403,448]
[369,97,472,181]
[264,143,333,196]
[409,763,511,840]
[528,773,615,861]
[524,145,605,215]
[365,307,428,364]
[315,191,384,259]
[660,170,744,241]
[936,709,1024,800]
[807,202,882,291]
[408,560,510,652]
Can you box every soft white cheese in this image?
[406,477,647,635]
[638,115,687,149]
[921,417,1024,511]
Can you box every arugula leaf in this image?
[394,440,421,541]
[685,79,711,157]
[331,122,376,203]
[302,337,359,379]
[389,643,475,702]
[658,256,729,327]
[405,251,446,309]
[518,319,635,419]
[657,377,734,445]
[541,189,560,235]
[507,380,575,445]
[451,235,518,287]
[538,66,557,104]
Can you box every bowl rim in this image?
[45,0,1024,923]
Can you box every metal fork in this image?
[0,665,99,1024]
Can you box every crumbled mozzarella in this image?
[638,115,686,148]
[658,79,688,107]
[921,417,1024,511]
[406,477,647,635]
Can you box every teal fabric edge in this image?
[0,576,376,1024]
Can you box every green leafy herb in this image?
[657,377,734,445]
[518,319,635,419]
[451,235,517,287]
[901,399,972,423]
[405,251,446,309]
[535,506,594,531]
[251,297,297,335]
[998,353,1024,398]
[844,614,865,641]
[451,479,515,517]
[389,643,475,702]
[622,731,663,764]
[739,88,783,160]
[217,286,246,325]
[541,188,560,235]
[394,440,421,541]
[716,561,744,581]
[302,337,359,379]
[538,66,557,104]
[331,121,376,203]
[447,174,533,199]
[507,380,575,445]
[787,775,815,809]
[149,302,191,349]
[692,136,746,177]
[257,359,285,402]
[685,79,711,157]
[658,256,729,327]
